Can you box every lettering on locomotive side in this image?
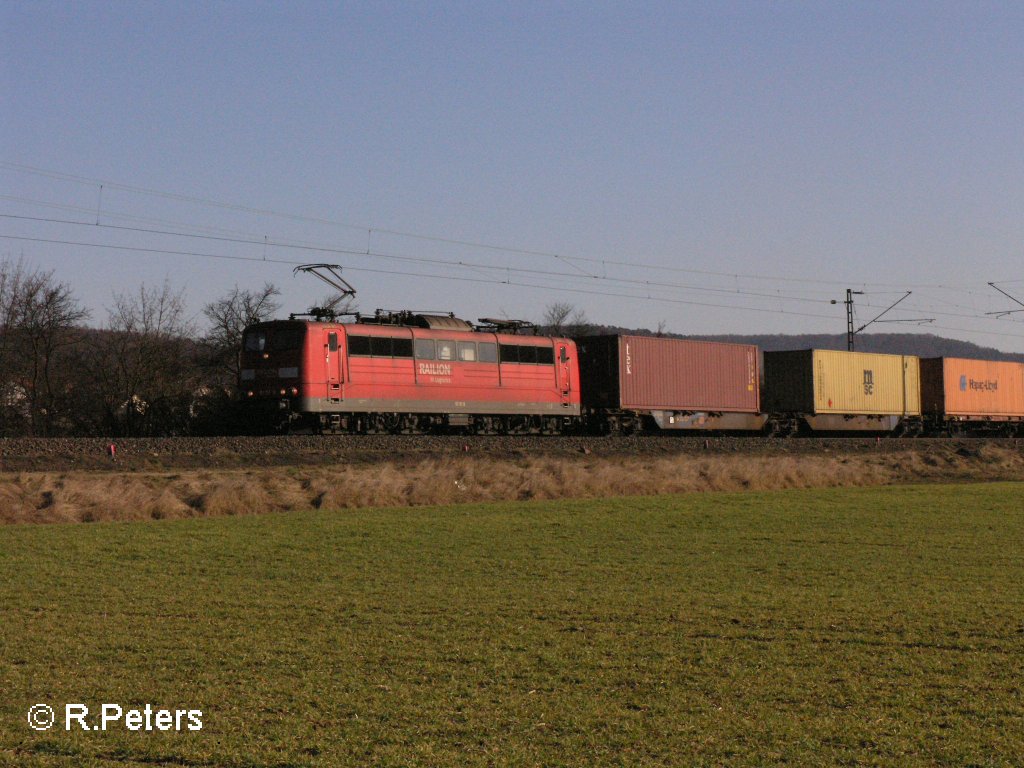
[418,362,453,377]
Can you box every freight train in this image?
[240,313,1024,437]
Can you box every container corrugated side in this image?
[615,335,759,412]
[764,349,920,416]
[921,357,1024,417]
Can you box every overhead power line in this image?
[0,213,846,307]
[3,164,1022,345]
[2,160,999,290]
[3,232,1024,341]
[2,212,1011,326]
[0,232,848,321]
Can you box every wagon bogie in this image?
[763,349,921,434]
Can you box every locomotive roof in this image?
[402,314,474,331]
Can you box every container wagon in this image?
[763,349,922,434]
[576,335,765,432]
[920,357,1024,436]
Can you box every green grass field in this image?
[2,483,1023,767]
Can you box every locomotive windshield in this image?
[244,331,266,352]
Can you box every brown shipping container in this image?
[920,357,1024,418]
[576,335,759,412]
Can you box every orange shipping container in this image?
[920,357,1024,419]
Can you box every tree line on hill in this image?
[2,260,1021,438]
[539,302,1024,363]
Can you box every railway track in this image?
[1,434,1020,472]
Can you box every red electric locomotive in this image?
[240,310,581,434]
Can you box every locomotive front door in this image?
[327,331,342,398]
[557,344,571,398]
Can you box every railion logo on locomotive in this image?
[960,374,998,392]
[863,370,874,396]
[417,362,452,377]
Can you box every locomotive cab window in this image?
[559,346,569,363]
[537,346,554,365]
[327,332,338,352]
[415,339,435,360]
[437,340,455,361]
[457,342,477,362]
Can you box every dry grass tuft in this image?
[2,444,1023,524]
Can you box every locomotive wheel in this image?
[379,413,402,434]
[473,416,499,435]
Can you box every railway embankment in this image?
[1,436,1022,523]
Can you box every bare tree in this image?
[82,281,199,436]
[201,283,281,383]
[543,302,574,334]
[0,259,89,435]
[542,301,591,337]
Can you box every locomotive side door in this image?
[326,331,342,398]
[557,344,571,399]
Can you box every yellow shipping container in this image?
[764,349,921,416]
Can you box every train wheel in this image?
[374,413,402,434]
[475,416,499,435]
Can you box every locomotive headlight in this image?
[279,388,287,396]
[289,387,299,396]
[246,390,254,398]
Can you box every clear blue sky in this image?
[2,2,1023,349]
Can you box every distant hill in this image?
[573,328,1024,363]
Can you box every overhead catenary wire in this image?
[0,199,1007,308]
[4,160,1011,290]
[1,214,1013,326]
[3,164,1023,348]
[0,233,859,322]
[0,190,880,295]
[2,232,1024,341]
[0,213,851,307]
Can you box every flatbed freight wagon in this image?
[763,349,922,433]
[576,335,766,432]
